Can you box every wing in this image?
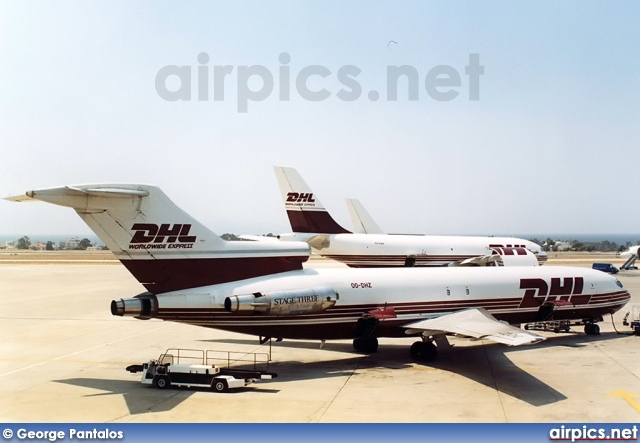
[448,248,539,267]
[403,308,545,346]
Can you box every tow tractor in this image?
[126,348,277,392]
[622,305,640,335]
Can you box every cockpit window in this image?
[616,280,623,289]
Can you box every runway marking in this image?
[607,390,640,415]
[0,324,171,377]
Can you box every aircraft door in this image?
[404,255,416,267]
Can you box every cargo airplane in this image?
[7,184,629,360]
[274,166,548,267]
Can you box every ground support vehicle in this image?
[622,305,640,335]
[592,263,619,274]
[524,320,572,333]
[126,348,277,392]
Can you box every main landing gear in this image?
[409,338,438,362]
[353,336,379,353]
[352,315,380,354]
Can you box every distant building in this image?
[66,237,81,249]
[29,243,46,251]
[554,241,572,251]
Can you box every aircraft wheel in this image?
[410,341,438,362]
[363,337,378,353]
[353,337,378,353]
[155,376,170,389]
[584,323,600,335]
[212,379,228,393]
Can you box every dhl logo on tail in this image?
[286,192,316,204]
[129,223,196,249]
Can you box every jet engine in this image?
[224,287,338,316]
[111,292,158,319]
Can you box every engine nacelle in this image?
[224,287,338,316]
[111,292,158,319]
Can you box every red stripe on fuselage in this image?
[152,291,629,339]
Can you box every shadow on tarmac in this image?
[54,330,632,415]
[200,329,634,408]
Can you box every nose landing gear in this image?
[584,322,600,335]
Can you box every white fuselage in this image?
[291,233,547,267]
[145,265,626,340]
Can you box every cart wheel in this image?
[213,379,228,393]
[156,376,170,389]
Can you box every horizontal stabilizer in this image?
[307,234,331,250]
[404,308,545,346]
[4,194,36,202]
[6,183,311,293]
[238,235,280,242]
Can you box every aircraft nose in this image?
[535,249,548,263]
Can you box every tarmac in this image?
[1,251,640,423]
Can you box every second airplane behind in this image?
[274,166,548,267]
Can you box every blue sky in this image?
[2,1,639,237]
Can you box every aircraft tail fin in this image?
[345,198,385,234]
[7,184,309,293]
[274,166,350,234]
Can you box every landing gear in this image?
[584,322,600,335]
[353,337,379,353]
[353,315,380,353]
[410,339,438,362]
